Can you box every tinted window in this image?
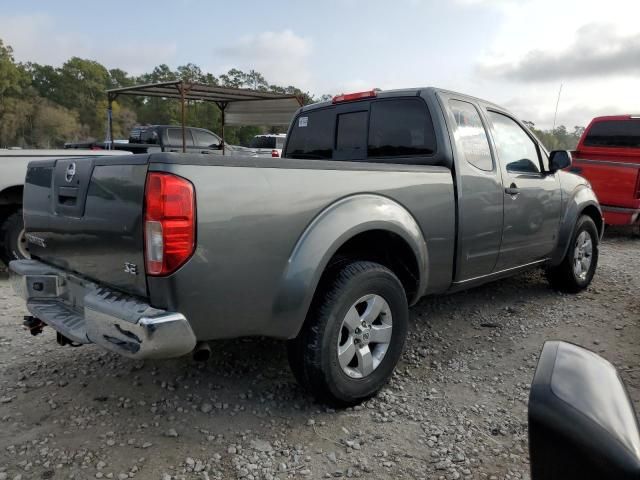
[584,120,640,148]
[488,112,541,173]
[167,128,194,147]
[368,99,436,158]
[449,100,493,171]
[285,108,334,159]
[276,137,285,149]
[140,129,159,145]
[336,111,367,159]
[193,129,220,148]
[250,136,276,149]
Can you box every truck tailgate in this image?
[23,155,149,297]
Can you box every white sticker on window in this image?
[298,116,308,128]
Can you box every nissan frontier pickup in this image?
[10,88,602,406]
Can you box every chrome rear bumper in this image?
[9,259,196,359]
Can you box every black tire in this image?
[546,215,599,293]
[0,210,28,266]
[287,261,408,407]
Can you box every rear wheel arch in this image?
[320,229,421,303]
[0,185,24,206]
[273,194,428,339]
[0,185,26,265]
[0,185,24,224]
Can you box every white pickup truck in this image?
[0,149,130,265]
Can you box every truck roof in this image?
[587,115,640,123]
[0,149,131,157]
[134,125,213,130]
[298,87,504,113]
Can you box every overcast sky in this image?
[1,0,639,128]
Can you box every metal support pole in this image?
[221,103,226,155]
[180,85,186,153]
[107,94,115,150]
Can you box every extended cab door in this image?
[485,110,562,270]
[440,94,504,281]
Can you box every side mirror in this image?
[507,158,540,174]
[529,341,640,480]
[549,150,572,172]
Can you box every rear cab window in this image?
[583,120,640,148]
[250,136,277,149]
[284,97,438,164]
[285,109,334,159]
[335,111,368,159]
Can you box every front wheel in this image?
[546,215,599,293]
[287,261,408,407]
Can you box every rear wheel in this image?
[546,215,598,293]
[0,210,29,266]
[287,261,408,406]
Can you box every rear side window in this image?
[584,120,640,148]
[336,111,367,159]
[285,108,334,159]
[167,128,194,147]
[449,100,493,171]
[368,99,436,158]
[140,129,159,145]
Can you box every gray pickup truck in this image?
[10,87,602,406]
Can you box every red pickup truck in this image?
[571,115,640,226]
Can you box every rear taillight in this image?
[635,170,640,199]
[144,172,195,276]
[271,149,280,158]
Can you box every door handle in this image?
[505,183,520,196]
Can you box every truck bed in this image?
[571,151,640,225]
[22,153,456,340]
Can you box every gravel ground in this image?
[0,229,638,480]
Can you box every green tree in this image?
[0,97,32,147]
[0,40,28,104]
[0,37,328,147]
[176,63,204,83]
[25,62,58,99]
[524,121,584,151]
[56,57,110,135]
[31,100,84,148]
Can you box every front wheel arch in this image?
[550,185,602,266]
[547,215,599,293]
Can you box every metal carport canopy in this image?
[106,80,303,152]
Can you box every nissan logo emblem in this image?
[65,162,77,183]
